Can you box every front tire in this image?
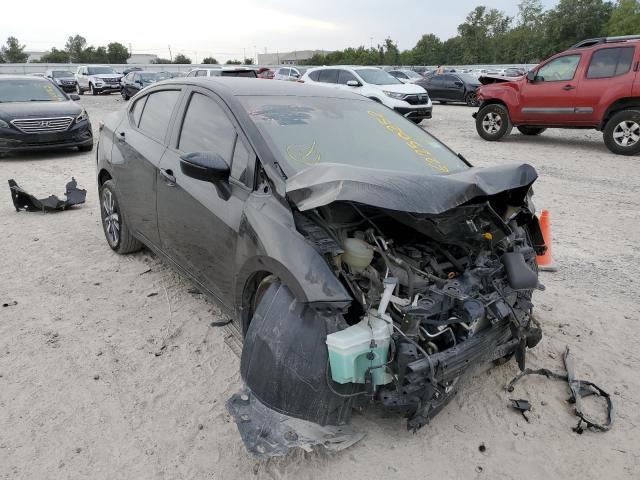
[603,109,640,155]
[465,92,479,107]
[76,83,84,95]
[517,126,546,136]
[78,143,93,152]
[121,90,130,101]
[90,83,98,96]
[99,180,143,254]
[476,103,512,141]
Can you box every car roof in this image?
[156,76,367,100]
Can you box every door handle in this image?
[160,168,176,186]
[116,131,126,142]
[562,84,575,91]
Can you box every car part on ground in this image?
[0,76,93,154]
[8,177,86,212]
[474,36,640,155]
[506,346,613,433]
[96,78,545,458]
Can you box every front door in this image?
[517,54,582,124]
[441,74,465,101]
[156,88,252,306]
[112,89,182,246]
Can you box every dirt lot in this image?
[1,95,639,480]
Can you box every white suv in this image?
[75,65,122,95]
[300,66,432,123]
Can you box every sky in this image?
[1,0,559,62]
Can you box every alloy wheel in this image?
[482,112,502,134]
[101,189,120,247]
[612,120,640,147]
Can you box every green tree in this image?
[1,36,28,63]
[40,47,70,63]
[173,53,192,64]
[226,59,242,64]
[65,35,87,63]
[107,42,129,63]
[607,0,640,34]
[202,57,218,64]
[243,58,254,64]
[544,0,614,56]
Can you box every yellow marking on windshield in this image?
[286,141,321,166]
[367,111,449,173]
[43,83,61,101]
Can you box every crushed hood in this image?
[285,163,537,214]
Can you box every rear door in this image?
[574,45,635,124]
[156,87,253,306]
[424,76,443,99]
[112,88,182,246]
[517,54,582,124]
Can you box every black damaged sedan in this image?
[97,78,545,457]
[0,76,93,155]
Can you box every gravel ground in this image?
[1,95,638,480]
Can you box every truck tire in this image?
[476,104,512,141]
[99,180,143,254]
[517,126,546,136]
[603,109,640,155]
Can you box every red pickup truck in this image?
[474,35,640,155]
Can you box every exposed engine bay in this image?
[295,197,543,430]
[229,163,546,458]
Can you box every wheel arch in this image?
[97,168,112,187]
[600,97,640,130]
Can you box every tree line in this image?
[2,1,640,66]
[301,0,640,66]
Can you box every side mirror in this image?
[69,94,80,101]
[526,70,536,82]
[346,80,360,87]
[180,152,231,200]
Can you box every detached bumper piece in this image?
[227,389,364,458]
[8,177,86,212]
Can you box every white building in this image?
[127,54,158,64]
[257,50,329,65]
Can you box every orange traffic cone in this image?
[536,210,557,272]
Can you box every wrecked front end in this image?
[228,163,545,457]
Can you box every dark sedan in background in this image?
[45,69,78,92]
[120,71,170,100]
[420,72,481,106]
[0,76,93,155]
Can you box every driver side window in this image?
[536,55,581,82]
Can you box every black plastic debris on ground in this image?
[506,346,613,433]
[8,177,86,212]
[509,398,532,422]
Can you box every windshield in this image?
[0,79,67,103]
[240,96,467,177]
[88,67,116,75]
[457,73,480,84]
[52,71,74,78]
[355,68,401,85]
[140,72,159,81]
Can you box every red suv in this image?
[474,35,640,155]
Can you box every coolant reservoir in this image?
[326,311,393,387]
[342,238,374,273]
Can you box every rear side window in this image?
[308,70,321,81]
[337,70,358,85]
[318,69,339,83]
[178,92,236,162]
[138,90,180,141]
[130,96,147,127]
[587,47,634,79]
[195,70,207,77]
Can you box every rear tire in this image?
[517,126,546,136]
[99,180,143,254]
[603,109,640,155]
[476,103,512,141]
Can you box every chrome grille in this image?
[11,116,74,134]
